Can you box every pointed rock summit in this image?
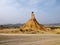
[20,12,47,31]
[31,12,35,19]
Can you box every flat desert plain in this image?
[0,34,60,45]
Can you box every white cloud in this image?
[0,0,60,24]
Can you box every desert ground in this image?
[0,27,60,34]
[0,34,60,45]
[0,24,60,34]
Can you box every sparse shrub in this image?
[14,30,19,33]
[11,31,14,33]
[56,32,60,34]
[20,29,24,32]
[25,29,29,31]
[37,30,40,32]
[32,31,36,34]
[0,25,4,30]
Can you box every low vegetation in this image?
[0,25,60,34]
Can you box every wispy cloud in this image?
[0,0,60,24]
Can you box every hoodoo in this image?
[20,12,47,31]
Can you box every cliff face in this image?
[20,12,47,31]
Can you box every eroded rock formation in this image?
[20,12,47,31]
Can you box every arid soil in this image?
[0,34,60,45]
[0,28,60,34]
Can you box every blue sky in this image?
[0,0,60,24]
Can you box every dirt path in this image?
[0,34,60,45]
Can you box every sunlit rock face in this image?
[20,12,47,32]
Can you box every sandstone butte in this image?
[20,12,47,31]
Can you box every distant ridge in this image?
[44,23,60,26]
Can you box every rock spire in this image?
[20,12,47,31]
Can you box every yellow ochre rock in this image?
[20,12,47,31]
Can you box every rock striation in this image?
[20,12,47,32]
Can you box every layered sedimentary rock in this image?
[20,12,47,31]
